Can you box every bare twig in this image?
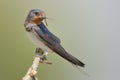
[23,48,51,80]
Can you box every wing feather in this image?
[33,22,85,67]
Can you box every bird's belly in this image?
[26,31,52,52]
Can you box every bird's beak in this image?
[41,16,47,19]
[37,12,46,20]
[31,12,50,26]
[39,16,54,27]
[38,16,48,26]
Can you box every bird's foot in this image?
[40,61,52,64]
[35,48,52,65]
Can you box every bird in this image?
[24,9,85,67]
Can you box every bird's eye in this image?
[34,12,39,15]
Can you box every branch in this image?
[23,48,51,80]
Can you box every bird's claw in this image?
[40,60,52,65]
[35,48,52,65]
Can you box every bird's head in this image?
[25,9,46,25]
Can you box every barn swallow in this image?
[24,9,85,67]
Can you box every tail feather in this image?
[52,45,85,67]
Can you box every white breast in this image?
[26,31,52,52]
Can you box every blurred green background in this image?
[0,0,120,80]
